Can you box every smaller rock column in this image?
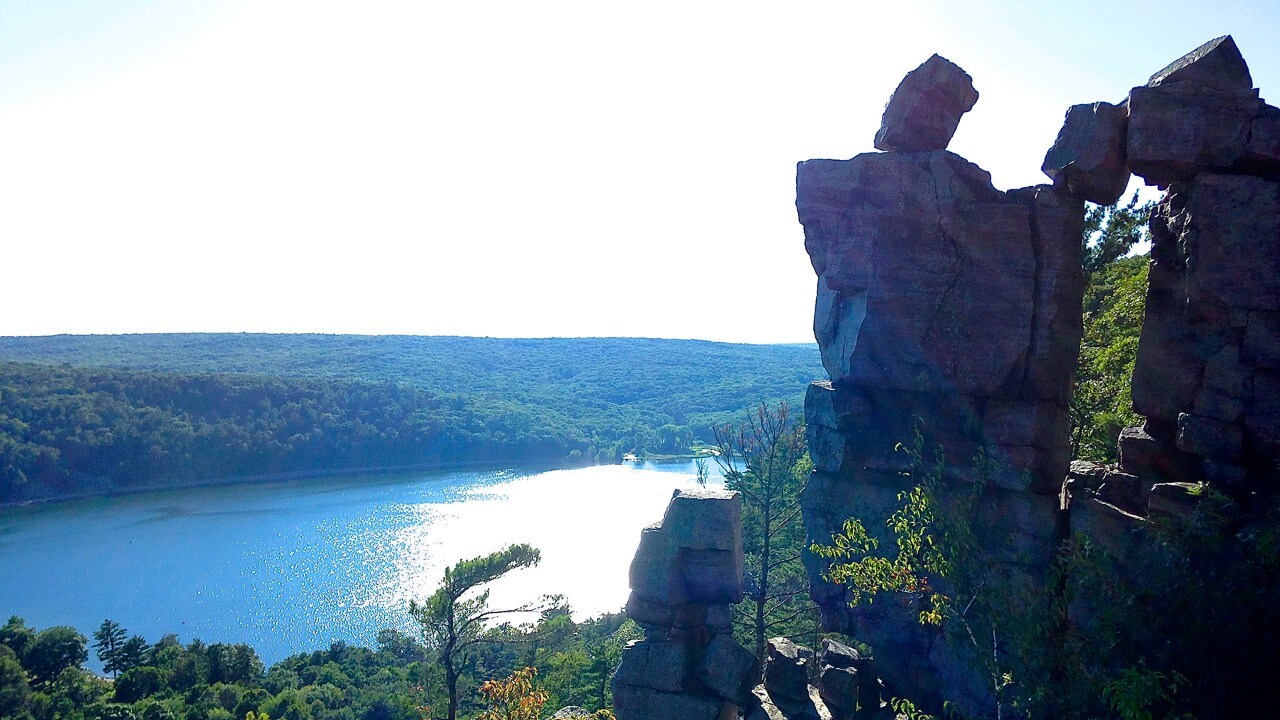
[612,489,759,720]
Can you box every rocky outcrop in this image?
[1120,37,1280,493]
[795,34,1280,719]
[612,489,758,720]
[742,637,876,720]
[797,56,1083,716]
[1041,34,1280,497]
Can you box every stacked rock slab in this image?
[1120,37,1280,492]
[612,489,758,720]
[796,55,1085,716]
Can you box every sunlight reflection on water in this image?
[380,463,718,620]
[0,460,721,664]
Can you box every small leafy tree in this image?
[24,626,88,686]
[409,544,548,720]
[810,431,1020,717]
[1071,193,1154,461]
[475,666,547,720]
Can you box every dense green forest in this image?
[0,336,822,503]
[0,611,636,720]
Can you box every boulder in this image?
[798,150,1034,396]
[627,489,744,608]
[1243,310,1280,369]
[817,666,857,720]
[817,638,859,670]
[1245,371,1280,462]
[1127,36,1261,185]
[1094,470,1145,514]
[815,642,861,720]
[611,685,726,720]
[763,637,814,704]
[550,708,595,719]
[1148,482,1202,519]
[1146,35,1252,92]
[874,55,978,152]
[1041,101,1130,204]
[1245,104,1280,171]
[798,69,1082,715]
[1192,345,1247,424]
[1125,38,1265,186]
[1127,83,1260,186]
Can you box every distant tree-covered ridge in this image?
[0,335,822,503]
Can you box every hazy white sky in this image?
[2,1,1277,343]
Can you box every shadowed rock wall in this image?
[796,36,1280,717]
[796,55,1084,714]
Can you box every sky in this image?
[1,1,1277,344]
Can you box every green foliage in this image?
[1081,191,1154,276]
[93,621,128,678]
[475,666,546,720]
[811,429,987,629]
[889,697,936,720]
[1070,193,1154,463]
[1102,661,1184,720]
[0,646,33,720]
[714,401,819,662]
[817,423,1280,719]
[1071,255,1148,461]
[24,626,89,686]
[0,336,822,503]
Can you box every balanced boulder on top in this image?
[874,54,978,152]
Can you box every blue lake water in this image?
[0,460,718,665]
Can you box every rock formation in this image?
[612,488,758,720]
[742,637,872,720]
[1122,38,1280,493]
[795,34,1280,718]
[798,55,1084,714]
[874,54,978,153]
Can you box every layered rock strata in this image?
[612,489,758,720]
[797,57,1084,714]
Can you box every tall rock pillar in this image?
[796,56,1085,714]
[612,489,758,720]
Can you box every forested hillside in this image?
[0,336,823,503]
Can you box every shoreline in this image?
[0,457,581,511]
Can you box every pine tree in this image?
[92,620,126,678]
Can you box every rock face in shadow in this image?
[1042,101,1130,204]
[793,35,1280,719]
[1123,38,1280,491]
[612,489,758,720]
[797,56,1084,716]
